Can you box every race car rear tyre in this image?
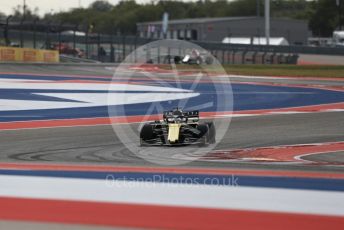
[174,56,182,64]
[140,138,148,146]
[206,122,216,144]
[197,124,209,146]
[196,57,203,65]
[205,56,214,65]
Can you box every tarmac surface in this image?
[0,63,343,172]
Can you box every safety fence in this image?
[2,26,344,64]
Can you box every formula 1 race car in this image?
[181,49,214,65]
[140,108,216,146]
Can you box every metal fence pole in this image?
[122,35,126,62]
[157,45,160,64]
[33,18,38,49]
[222,49,225,65]
[242,50,247,64]
[73,24,78,56]
[167,46,171,64]
[20,17,25,48]
[110,32,114,63]
[58,22,64,53]
[134,34,138,63]
[97,32,101,61]
[85,27,89,59]
[4,15,12,46]
[45,21,52,49]
[146,43,151,63]
[232,50,236,64]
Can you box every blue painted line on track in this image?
[0,169,343,192]
[1,74,344,122]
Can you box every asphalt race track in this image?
[0,112,343,170]
[1,63,344,229]
[0,63,343,171]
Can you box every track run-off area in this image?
[0,63,344,229]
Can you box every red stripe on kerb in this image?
[0,117,111,130]
[206,142,344,163]
[203,102,344,116]
[0,162,344,179]
[0,197,343,230]
[0,115,161,130]
[0,72,113,79]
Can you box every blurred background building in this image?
[137,17,310,45]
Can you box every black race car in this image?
[140,108,215,146]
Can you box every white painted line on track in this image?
[0,175,343,216]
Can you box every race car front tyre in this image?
[140,124,155,145]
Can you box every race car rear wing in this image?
[162,110,199,119]
[183,110,199,118]
[184,111,199,122]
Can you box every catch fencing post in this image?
[122,34,126,62]
[97,32,101,61]
[20,16,25,48]
[134,34,138,63]
[58,22,64,54]
[4,15,12,46]
[85,26,89,59]
[222,49,225,65]
[110,32,114,63]
[45,21,52,49]
[33,17,38,49]
[73,24,78,56]
[157,45,161,64]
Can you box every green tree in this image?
[309,0,341,36]
[40,0,318,35]
[226,0,257,16]
[90,0,113,12]
[11,5,40,20]
[271,0,313,19]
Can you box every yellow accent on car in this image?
[168,124,181,143]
